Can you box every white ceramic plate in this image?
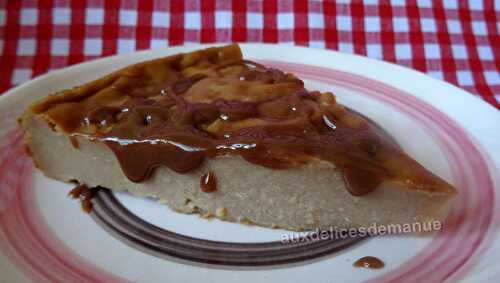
[0,44,499,283]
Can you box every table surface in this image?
[0,1,498,109]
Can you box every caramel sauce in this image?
[35,45,455,197]
[353,256,385,269]
[171,74,208,94]
[200,172,218,193]
[68,184,99,213]
[69,136,79,149]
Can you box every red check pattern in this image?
[1,0,499,108]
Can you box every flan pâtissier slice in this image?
[20,44,456,231]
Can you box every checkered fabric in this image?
[1,1,499,108]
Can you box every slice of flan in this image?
[19,44,456,231]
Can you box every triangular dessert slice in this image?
[20,44,456,231]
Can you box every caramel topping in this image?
[33,45,455,196]
[69,136,79,149]
[68,184,99,213]
[353,256,385,269]
[201,172,218,193]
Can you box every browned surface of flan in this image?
[25,44,455,197]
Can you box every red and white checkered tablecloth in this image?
[1,1,499,108]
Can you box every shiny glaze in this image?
[99,90,396,196]
[35,45,454,196]
[353,256,385,269]
[200,172,218,193]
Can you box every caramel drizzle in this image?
[99,88,390,196]
[353,256,385,269]
[200,172,218,193]
[42,55,451,197]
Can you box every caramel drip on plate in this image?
[69,184,99,213]
[353,256,385,269]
